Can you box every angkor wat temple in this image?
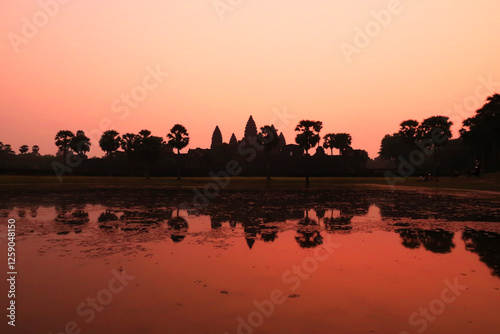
[183,115,369,177]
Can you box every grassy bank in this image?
[0,174,499,193]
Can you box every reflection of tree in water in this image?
[260,224,279,243]
[463,229,500,277]
[0,202,14,218]
[397,229,420,249]
[16,205,39,218]
[98,210,119,223]
[54,203,89,234]
[323,208,353,234]
[168,215,189,243]
[396,229,455,254]
[98,207,173,233]
[295,210,323,248]
[30,206,38,218]
[210,212,232,230]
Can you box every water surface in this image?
[1,189,499,334]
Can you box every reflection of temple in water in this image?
[5,189,500,280]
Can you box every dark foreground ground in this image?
[1,174,500,193]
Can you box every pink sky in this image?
[1,0,500,158]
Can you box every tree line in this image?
[379,93,500,175]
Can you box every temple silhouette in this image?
[204,115,301,156]
[183,115,368,176]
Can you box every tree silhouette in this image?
[419,116,452,147]
[121,133,140,159]
[379,134,408,160]
[295,120,322,188]
[32,145,39,156]
[99,130,121,157]
[19,145,29,154]
[460,94,500,171]
[137,133,164,178]
[55,130,75,161]
[295,120,322,154]
[399,120,420,144]
[139,129,151,138]
[322,133,336,155]
[70,130,91,158]
[419,116,452,175]
[167,125,189,154]
[167,124,189,180]
[257,125,279,182]
[3,144,14,155]
[331,133,352,155]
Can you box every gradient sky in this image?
[1,0,500,158]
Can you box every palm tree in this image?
[70,130,91,158]
[120,133,140,161]
[323,133,336,155]
[99,130,121,157]
[399,120,420,144]
[19,145,29,154]
[257,125,279,183]
[32,145,40,155]
[295,120,322,155]
[55,130,75,161]
[332,133,352,155]
[120,133,141,175]
[167,124,190,180]
[295,120,323,187]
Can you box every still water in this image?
[1,189,499,334]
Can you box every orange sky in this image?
[1,0,500,158]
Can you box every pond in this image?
[1,188,499,334]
